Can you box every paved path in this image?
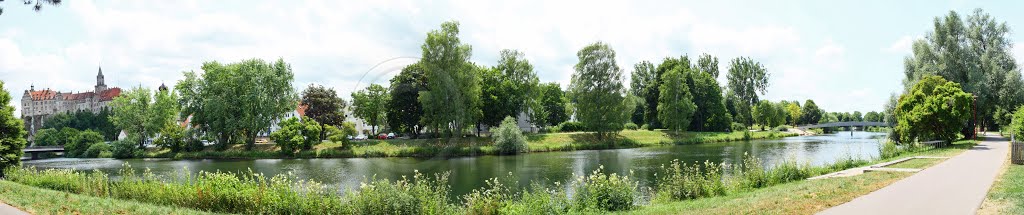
[0,201,29,215]
[819,133,1009,215]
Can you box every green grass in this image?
[981,164,1024,214]
[0,180,222,215]
[153,130,795,160]
[886,158,944,169]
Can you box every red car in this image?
[377,133,388,139]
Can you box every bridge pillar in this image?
[30,152,38,160]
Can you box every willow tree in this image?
[177,58,297,150]
[419,21,480,137]
[110,87,179,149]
[571,42,629,140]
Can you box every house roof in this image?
[28,90,57,100]
[27,87,121,102]
[98,88,121,101]
[296,103,308,118]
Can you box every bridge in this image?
[796,121,892,130]
[22,146,65,160]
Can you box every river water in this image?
[24,131,886,198]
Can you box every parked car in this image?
[377,133,388,139]
[387,133,396,139]
[354,134,367,140]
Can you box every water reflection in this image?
[25,131,886,198]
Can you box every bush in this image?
[83,142,111,158]
[772,125,788,132]
[623,123,639,130]
[1010,106,1024,139]
[346,171,455,215]
[300,117,322,150]
[155,125,186,153]
[110,138,139,159]
[571,166,638,211]
[493,116,528,155]
[655,160,725,201]
[894,75,972,143]
[65,130,104,158]
[731,122,746,132]
[462,178,510,215]
[557,121,585,132]
[640,124,650,130]
[271,118,304,156]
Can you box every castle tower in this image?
[95,66,107,93]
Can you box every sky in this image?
[2,0,1023,118]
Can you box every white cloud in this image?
[884,35,917,53]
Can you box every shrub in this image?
[346,171,455,215]
[493,116,528,155]
[571,166,638,211]
[502,184,570,214]
[894,75,972,143]
[772,125,788,132]
[300,117,323,150]
[1010,106,1024,140]
[110,138,139,159]
[623,123,639,130]
[640,124,650,130]
[65,130,104,158]
[462,178,510,215]
[271,118,304,156]
[154,125,186,153]
[655,160,725,201]
[83,142,111,158]
[731,122,746,132]
[557,121,585,132]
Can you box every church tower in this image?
[95,66,107,92]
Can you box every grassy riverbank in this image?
[5,139,974,215]
[625,139,976,214]
[980,163,1024,214]
[0,180,221,215]
[151,130,795,159]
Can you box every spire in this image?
[98,66,104,77]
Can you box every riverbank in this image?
[4,139,974,215]
[0,180,221,215]
[149,130,796,160]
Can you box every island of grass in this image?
[149,129,796,160]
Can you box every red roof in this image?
[28,90,57,100]
[64,92,95,100]
[297,104,308,118]
[98,88,121,101]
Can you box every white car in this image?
[387,133,396,139]
[354,134,368,140]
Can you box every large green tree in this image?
[799,99,823,125]
[387,62,428,138]
[0,80,25,175]
[301,84,346,140]
[785,102,802,126]
[894,75,973,143]
[687,66,731,131]
[177,58,297,150]
[479,65,509,129]
[110,87,179,149]
[42,109,117,140]
[630,61,656,125]
[647,56,691,129]
[352,84,390,135]
[903,9,1020,132]
[658,66,697,132]
[726,57,770,127]
[539,82,569,127]
[419,21,480,137]
[696,53,720,79]
[570,42,629,139]
[496,49,539,119]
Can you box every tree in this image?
[539,83,569,127]
[419,21,480,138]
[387,63,428,138]
[1009,106,1024,138]
[270,117,303,156]
[110,87,179,149]
[995,70,1024,130]
[301,84,346,140]
[687,67,731,131]
[177,58,297,150]
[630,61,656,126]
[478,65,509,129]
[852,111,864,122]
[647,56,691,129]
[658,66,696,132]
[495,49,540,120]
[0,0,60,16]
[883,93,899,124]
[570,41,629,139]
[352,84,390,135]
[864,111,881,122]
[785,102,802,126]
[299,117,322,150]
[32,128,61,146]
[894,75,973,143]
[726,57,770,127]
[493,116,527,155]
[42,109,118,141]
[696,53,720,78]
[0,80,26,174]
[903,9,1018,132]
[65,130,103,158]
[800,99,823,125]
[154,124,186,153]
[752,101,781,131]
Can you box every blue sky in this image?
[2,0,1022,117]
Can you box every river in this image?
[24,131,886,199]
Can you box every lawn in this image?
[622,139,976,215]
[0,180,222,215]
[886,158,945,169]
[980,164,1024,214]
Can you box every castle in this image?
[21,67,122,136]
